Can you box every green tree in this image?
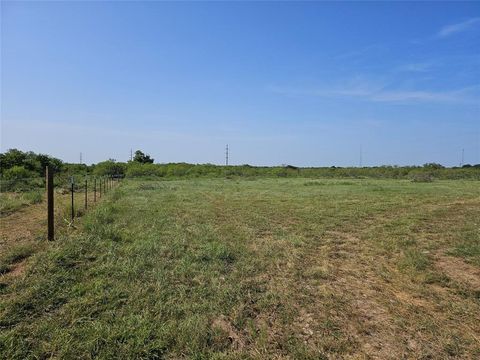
[0,149,27,172]
[423,163,444,169]
[133,150,154,164]
[3,166,37,180]
[93,160,126,176]
[0,149,63,176]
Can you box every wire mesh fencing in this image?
[0,167,122,241]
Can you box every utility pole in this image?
[130,149,133,162]
[461,148,464,167]
[225,144,229,166]
[359,145,363,167]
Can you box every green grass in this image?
[0,190,43,216]
[1,178,479,358]
[0,244,36,275]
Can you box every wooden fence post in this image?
[46,166,54,240]
[94,178,97,202]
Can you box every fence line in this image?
[42,167,122,240]
[47,167,54,240]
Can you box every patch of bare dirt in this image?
[393,290,429,308]
[8,258,28,277]
[436,255,480,291]
[212,315,245,350]
[0,201,46,254]
[1,258,29,282]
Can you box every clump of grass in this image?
[61,203,86,222]
[2,244,35,264]
[304,180,357,186]
[83,204,122,241]
[304,181,326,186]
[399,249,431,272]
[410,173,434,183]
[0,244,36,274]
[301,265,330,280]
[22,191,43,204]
[137,183,157,191]
[0,190,43,216]
[449,225,480,266]
[0,263,11,275]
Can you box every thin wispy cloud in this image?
[334,44,384,60]
[269,81,479,104]
[437,17,480,37]
[396,62,433,73]
[370,89,469,103]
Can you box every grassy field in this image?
[0,191,43,216]
[1,178,479,359]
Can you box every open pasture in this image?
[1,178,479,358]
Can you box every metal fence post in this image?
[85,179,88,210]
[94,178,97,202]
[71,179,75,222]
[46,166,54,240]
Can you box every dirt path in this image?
[0,189,112,282]
[0,201,47,256]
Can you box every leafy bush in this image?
[126,162,164,177]
[410,173,434,183]
[0,166,44,191]
[0,148,63,176]
[2,166,37,180]
[93,161,126,176]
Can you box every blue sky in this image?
[1,1,479,166]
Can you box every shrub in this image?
[410,172,434,183]
[2,166,37,180]
[93,161,126,176]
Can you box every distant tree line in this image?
[1,148,479,184]
[0,149,63,180]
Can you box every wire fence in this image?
[0,167,123,241]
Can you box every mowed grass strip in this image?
[0,178,479,358]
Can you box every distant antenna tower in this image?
[80,152,82,164]
[359,145,363,167]
[225,144,229,166]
